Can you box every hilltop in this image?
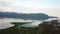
[0,11,58,20]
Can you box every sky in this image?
[0,0,60,18]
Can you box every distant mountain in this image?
[0,11,58,20]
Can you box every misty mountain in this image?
[0,11,58,20]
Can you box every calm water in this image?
[0,18,57,29]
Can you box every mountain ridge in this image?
[0,11,58,20]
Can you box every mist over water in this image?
[0,18,33,29]
[0,18,58,29]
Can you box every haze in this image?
[0,0,60,18]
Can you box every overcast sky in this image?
[0,0,60,18]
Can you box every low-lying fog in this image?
[0,18,58,29]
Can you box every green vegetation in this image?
[0,20,60,34]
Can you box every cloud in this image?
[0,0,26,12]
[0,0,60,17]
